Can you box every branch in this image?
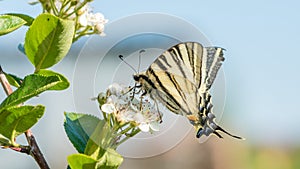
[0,66,13,95]
[25,130,50,169]
[0,66,50,169]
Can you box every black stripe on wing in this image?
[147,67,193,115]
[167,47,189,79]
[168,42,204,89]
[190,43,203,89]
[202,47,225,91]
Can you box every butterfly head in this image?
[133,72,151,85]
[133,73,141,82]
[133,72,157,94]
[133,73,146,89]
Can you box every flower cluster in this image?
[77,5,108,35]
[100,83,162,133]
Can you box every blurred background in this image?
[1,0,300,169]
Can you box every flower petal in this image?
[101,103,115,114]
[78,14,88,26]
[150,122,160,131]
[139,123,150,132]
[108,83,123,95]
[134,113,144,123]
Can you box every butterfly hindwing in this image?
[200,47,225,92]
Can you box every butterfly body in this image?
[133,42,242,139]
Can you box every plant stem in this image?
[9,145,31,154]
[0,66,13,95]
[0,66,50,169]
[64,0,88,18]
[114,128,140,148]
[25,130,50,169]
[49,0,59,16]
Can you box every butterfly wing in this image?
[144,69,200,118]
[144,42,225,123]
[149,42,225,91]
[143,42,203,121]
[139,42,242,139]
[149,42,201,87]
[199,47,225,92]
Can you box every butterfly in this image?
[133,42,242,139]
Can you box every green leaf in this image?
[0,14,27,36]
[0,74,64,112]
[5,13,34,26]
[18,43,26,55]
[24,13,75,71]
[5,73,23,88]
[35,69,69,90]
[64,112,102,154]
[67,154,97,169]
[0,134,11,146]
[84,121,110,159]
[67,150,123,169]
[28,1,40,5]
[95,148,123,169]
[0,105,44,143]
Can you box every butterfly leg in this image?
[139,95,144,111]
[125,83,143,100]
[153,99,163,123]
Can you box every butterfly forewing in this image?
[145,70,200,117]
[146,42,205,116]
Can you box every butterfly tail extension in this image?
[214,125,244,140]
[196,93,243,139]
[196,115,243,140]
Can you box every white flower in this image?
[101,103,115,114]
[134,112,160,132]
[133,101,162,132]
[78,13,88,26]
[138,123,151,132]
[78,10,108,27]
[95,23,106,36]
[138,122,160,132]
[88,13,106,26]
[107,83,125,96]
[78,9,108,35]
[100,83,162,132]
[149,122,160,131]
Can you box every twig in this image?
[0,66,50,169]
[0,66,13,95]
[25,130,50,169]
[9,145,31,154]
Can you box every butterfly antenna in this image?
[119,54,139,100]
[119,55,137,74]
[137,50,145,74]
